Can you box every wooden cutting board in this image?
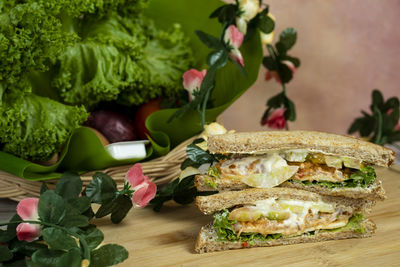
[99,167,400,266]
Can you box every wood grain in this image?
[99,167,400,267]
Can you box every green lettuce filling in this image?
[290,166,376,189]
[213,210,366,242]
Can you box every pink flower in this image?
[16,198,41,242]
[126,164,157,208]
[265,60,296,84]
[224,25,245,67]
[261,108,286,129]
[182,69,207,101]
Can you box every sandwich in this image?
[194,187,376,253]
[194,131,395,200]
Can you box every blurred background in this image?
[221,0,400,134]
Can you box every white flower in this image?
[238,0,261,22]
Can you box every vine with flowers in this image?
[0,164,156,266]
[169,0,280,127]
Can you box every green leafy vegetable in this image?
[322,213,366,234]
[292,166,377,189]
[0,0,193,161]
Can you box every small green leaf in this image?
[279,28,297,51]
[371,89,384,108]
[55,172,82,200]
[278,62,293,84]
[82,227,104,250]
[0,214,20,242]
[38,191,66,224]
[0,244,13,262]
[31,249,65,267]
[284,97,296,121]
[60,214,89,228]
[206,50,228,68]
[258,13,275,34]
[214,4,236,24]
[67,196,91,214]
[57,248,81,267]
[85,173,117,204]
[195,30,224,50]
[281,55,301,68]
[42,228,78,251]
[96,200,118,219]
[90,244,128,267]
[209,5,225,18]
[111,195,133,224]
[40,183,49,194]
[262,56,275,70]
[186,144,214,164]
[173,176,197,205]
[267,92,285,108]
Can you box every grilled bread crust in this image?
[194,219,376,253]
[207,131,395,167]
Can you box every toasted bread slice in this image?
[195,187,375,215]
[208,131,395,167]
[195,175,386,200]
[194,219,376,253]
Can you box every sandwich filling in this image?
[205,151,376,190]
[213,198,366,242]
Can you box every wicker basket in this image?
[0,136,196,202]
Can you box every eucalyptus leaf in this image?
[38,191,66,224]
[55,172,82,200]
[90,244,128,267]
[42,228,78,251]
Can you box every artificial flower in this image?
[224,25,245,66]
[265,60,296,84]
[16,198,41,242]
[200,122,227,141]
[235,16,248,35]
[260,13,276,45]
[182,69,207,101]
[126,163,157,208]
[237,0,260,22]
[395,121,400,131]
[261,108,286,129]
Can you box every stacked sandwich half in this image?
[193,131,395,253]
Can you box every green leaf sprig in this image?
[261,28,300,128]
[0,172,132,266]
[151,138,224,211]
[348,89,400,145]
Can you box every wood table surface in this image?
[99,167,400,267]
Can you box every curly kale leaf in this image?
[0,93,88,161]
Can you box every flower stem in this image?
[0,220,91,261]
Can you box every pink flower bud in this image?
[182,69,207,101]
[126,164,157,208]
[261,108,286,129]
[16,198,41,242]
[224,25,244,49]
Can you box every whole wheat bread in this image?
[208,131,395,167]
[194,219,376,253]
[195,175,386,200]
[195,187,375,215]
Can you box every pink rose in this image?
[261,108,286,129]
[126,163,157,208]
[16,198,41,242]
[182,69,207,101]
[224,25,245,67]
[265,60,296,84]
